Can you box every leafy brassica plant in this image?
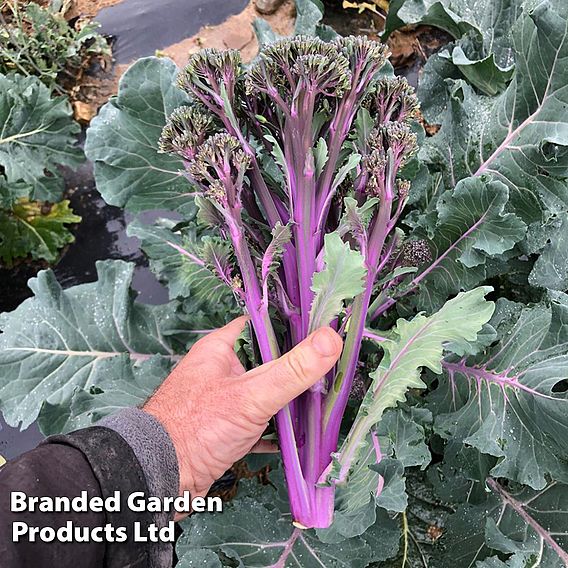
[157,36,493,529]
[0,73,82,266]
[0,0,111,95]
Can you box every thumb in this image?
[242,327,343,418]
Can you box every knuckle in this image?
[285,349,311,384]
[192,334,211,351]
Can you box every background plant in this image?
[1,0,567,566]
[0,0,111,96]
[0,0,111,267]
[0,72,83,266]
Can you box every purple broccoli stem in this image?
[161,36,419,528]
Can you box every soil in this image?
[66,0,123,19]
[210,461,272,501]
[70,66,122,123]
[0,261,49,313]
[389,25,452,71]
[162,0,295,66]
[0,156,172,314]
[64,0,296,120]
[323,0,386,38]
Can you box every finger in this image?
[175,316,250,377]
[250,439,279,453]
[194,315,250,352]
[243,327,342,416]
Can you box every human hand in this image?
[144,316,342,505]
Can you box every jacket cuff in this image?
[98,408,180,568]
[98,408,180,515]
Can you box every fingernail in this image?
[311,328,340,357]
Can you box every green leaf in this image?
[0,73,83,200]
[431,440,497,499]
[529,215,568,290]
[408,177,526,311]
[475,554,534,568]
[84,57,194,214]
[294,0,324,36]
[416,52,463,123]
[449,46,515,96]
[330,154,361,194]
[420,2,568,287]
[384,0,476,38]
[0,2,110,91]
[334,287,494,481]
[317,499,377,544]
[319,409,431,540]
[178,498,372,567]
[0,199,80,266]
[431,294,568,489]
[38,356,169,434]
[353,108,375,150]
[252,0,335,47]
[264,134,289,179]
[443,480,568,567]
[0,260,183,431]
[261,223,292,289]
[338,196,379,246]
[378,407,433,469]
[314,137,329,177]
[384,0,521,95]
[371,459,407,512]
[374,266,417,288]
[253,18,279,46]
[0,176,31,209]
[309,233,366,331]
[128,218,235,306]
[435,179,525,258]
[177,549,222,568]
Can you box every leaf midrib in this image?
[475,12,568,177]
[3,346,181,362]
[488,478,568,565]
[0,125,51,146]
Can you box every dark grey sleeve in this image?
[43,426,155,568]
[98,408,180,568]
[1,410,180,568]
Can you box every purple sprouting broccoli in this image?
[160,36,422,528]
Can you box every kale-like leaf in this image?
[0,73,83,201]
[84,58,193,214]
[0,200,80,266]
[430,293,568,489]
[0,260,184,431]
[419,0,568,290]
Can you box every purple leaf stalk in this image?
[160,36,420,528]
